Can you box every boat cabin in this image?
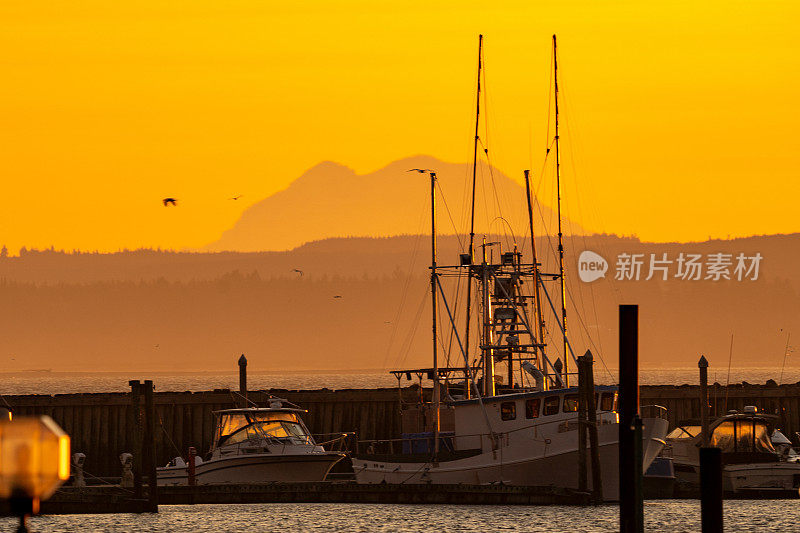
[453,386,619,451]
[212,407,314,450]
[667,408,780,465]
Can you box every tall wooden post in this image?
[700,446,723,533]
[128,380,143,499]
[187,447,197,487]
[699,355,710,447]
[577,355,588,492]
[619,304,642,533]
[238,354,248,406]
[584,350,603,501]
[143,380,159,512]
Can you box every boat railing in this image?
[313,432,357,452]
[641,404,668,420]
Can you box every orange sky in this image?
[1,1,798,253]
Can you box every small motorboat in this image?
[668,406,800,495]
[158,399,345,485]
[772,429,800,463]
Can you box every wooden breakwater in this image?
[3,387,416,478]
[3,382,800,478]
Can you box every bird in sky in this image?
[291,268,304,276]
[162,198,178,207]
[230,195,243,200]
[333,295,342,299]
[407,168,433,173]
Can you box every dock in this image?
[0,483,591,515]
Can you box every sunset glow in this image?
[1,1,798,253]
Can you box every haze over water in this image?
[3,368,799,396]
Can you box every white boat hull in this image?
[158,453,344,485]
[352,417,667,501]
[725,462,800,492]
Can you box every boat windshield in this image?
[666,425,701,440]
[214,411,312,447]
[710,419,776,454]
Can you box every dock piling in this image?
[700,446,723,533]
[619,304,643,533]
[583,350,603,501]
[699,356,710,447]
[238,354,248,406]
[128,380,143,499]
[578,354,588,492]
[143,380,159,512]
[187,447,197,486]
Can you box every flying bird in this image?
[333,295,342,299]
[230,195,243,200]
[162,198,178,207]
[407,168,433,173]
[291,269,304,276]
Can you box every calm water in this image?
[1,367,799,395]
[1,501,796,532]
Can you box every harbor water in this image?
[1,501,796,532]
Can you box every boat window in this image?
[563,394,579,413]
[543,396,560,416]
[754,422,776,453]
[736,420,756,452]
[214,411,306,445]
[501,402,517,421]
[600,393,614,412]
[525,399,540,419]
[709,421,735,450]
[710,419,777,453]
[222,420,311,446]
[666,426,701,440]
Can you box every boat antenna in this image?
[463,34,482,399]
[524,169,548,387]
[779,331,791,386]
[723,333,734,412]
[429,170,441,455]
[553,34,569,387]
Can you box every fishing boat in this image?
[351,35,668,500]
[157,399,345,485]
[668,406,800,495]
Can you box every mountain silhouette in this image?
[206,155,584,252]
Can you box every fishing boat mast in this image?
[480,237,496,397]
[429,171,441,454]
[553,34,570,386]
[524,169,548,386]
[463,34,483,400]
